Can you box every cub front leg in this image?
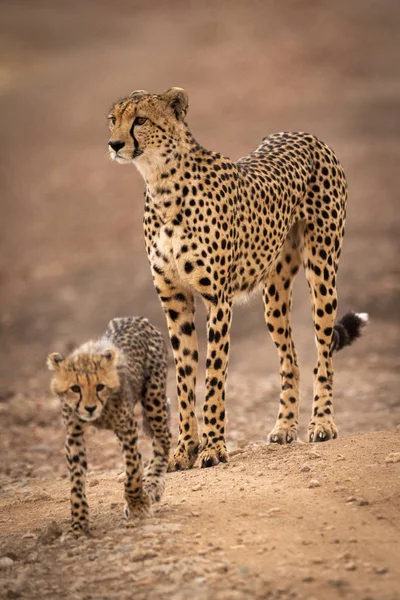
[64,419,90,536]
[200,299,232,468]
[115,425,151,519]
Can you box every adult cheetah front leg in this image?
[159,289,200,471]
[199,298,232,468]
[264,233,302,444]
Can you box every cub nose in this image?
[109,140,125,152]
[85,405,96,415]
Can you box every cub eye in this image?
[71,385,81,394]
[96,384,105,392]
[108,116,116,125]
[134,117,147,126]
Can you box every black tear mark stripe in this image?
[76,391,83,413]
[129,122,140,156]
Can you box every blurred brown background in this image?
[1,0,399,457]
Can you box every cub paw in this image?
[308,419,338,443]
[167,442,199,472]
[143,479,165,504]
[70,522,90,539]
[124,494,151,520]
[268,423,298,445]
[199,444,228,469]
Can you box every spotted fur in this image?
[107,88,367,470]
[48,317,171,535]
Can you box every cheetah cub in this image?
[47,317,171,536]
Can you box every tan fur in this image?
[48,317,171,535]
[108,89,366,471]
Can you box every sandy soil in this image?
[1,432,400,600]
[0,1,399,598]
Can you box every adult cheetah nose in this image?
[85,405,96,415]
[109,140,125,152]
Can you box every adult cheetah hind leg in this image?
[264,228,303,445]
[302,226,340,443]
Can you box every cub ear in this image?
[47,352,65,371]
[162,87,188,120]
[100,348,116,365]
[129,89,149,98]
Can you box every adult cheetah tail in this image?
[331,312,369,353]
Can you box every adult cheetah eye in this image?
[96,384,105,392]
[108,116,116,125]
[71,385,81,394]
[134,117,147,126]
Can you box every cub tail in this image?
[331,312,369,353]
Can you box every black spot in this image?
[171,336,180,350]
[199,277,211,286]
[184,262,194,274]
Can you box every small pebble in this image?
[345,561,357,571]
[309,451,321,459]
[308,479,321,488]
[345,496,369,506]
[89,479,99,487]
[21,532,37,540]
[385,452,400,464]
[374,567,388,575]
[300,463,311,472]
[0,557,14,568]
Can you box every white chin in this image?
[116,156,131,164]
[78,413,98,422]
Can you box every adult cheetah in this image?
[107,88,367,471]
[48,317,171,535]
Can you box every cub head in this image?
[47,349,120,422]
[107,87,189,172]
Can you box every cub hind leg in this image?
[141,342,172,503]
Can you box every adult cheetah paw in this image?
[199,444,228,469]
[167,442,199,472]
[308,419,338,443]
[268,423,298,445]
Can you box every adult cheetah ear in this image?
[47,352,65,371]
[162,87,188,120]
[100,349,116,366]
[129,90,149,98]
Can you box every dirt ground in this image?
[0,1,399,599]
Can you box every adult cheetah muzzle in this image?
[107,88,368,469]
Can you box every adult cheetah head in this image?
[47,349,120,422]
[107,88,188,176]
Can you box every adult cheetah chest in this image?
[149,224,216,295]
